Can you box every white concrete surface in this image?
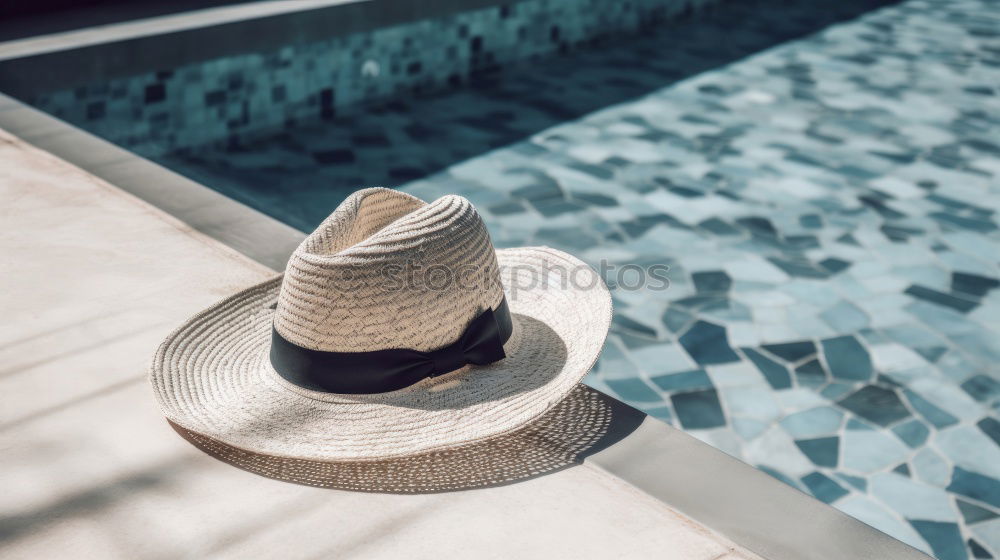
[0,128,760,560]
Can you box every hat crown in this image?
[273,188,504,353]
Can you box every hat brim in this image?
[168,384,613,492]
[150,247,613,468]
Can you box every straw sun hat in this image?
[150,188,613,492]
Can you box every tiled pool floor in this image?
[159,0,896,232]
[159,0,999,558]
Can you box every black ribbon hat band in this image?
[270,298,513,394]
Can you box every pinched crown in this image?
[273,188,504,353]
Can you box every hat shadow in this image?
[168,384,645,494]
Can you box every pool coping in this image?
[0,90,931,560]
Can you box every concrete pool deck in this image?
[0,126,931,559]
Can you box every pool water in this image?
[48,0,1000,557]
[157,0,899,232]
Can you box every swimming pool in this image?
[6,0,1000,558]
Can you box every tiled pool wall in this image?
[24,0,715,157]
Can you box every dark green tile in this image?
[678,321,740,365]
[969,539,992,559]
[838,386,910,426]
[978,417,1000,446]
[743,347,792,389]
[671,389,726,429]
[605,378,663,403]
[801,472,849,503]
[821,335,872,381]
[762,340,816,362]
[650,369,713,392]
[948,467,1000,509]
[956,499,999,525]
[795,436,839,467]
[905,390,959,429]
[905,284,978,313]
[909,520,967,560]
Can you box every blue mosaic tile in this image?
[678,320,741,365]
[698,217,741,236]
[906,301,979,338]
[780,407,843,438]
[948,468,1000,509]
[795,436,839,468]
[605,378,664,404]
[905,285,979,313]
[837,473,868,492]
[649,369,713,392]
[572,192,619,207]
[795,359,828,388]
[701,299,752,322]
[957,500,999,525]
[838,386,911,427]
[917,346,949,363]
[645,405,675,424]
[979,418,1000,447]
[952,273,1000,299]
[821,335,873,381]
[893,419,931,448]
[759,465,803,492]
[692,271,732,293]
[722,386,782,423]
[910,520,968,560]
[611,313,659,339]
[820,382,853,400]
[671,389,726,429]
[929,212,997,233]
[962,376,1000,404]
[949,332,1000,367]
[801,472,850,504]
[913,449,951,488]
[884,324,948,353]
[872,472,958,526]
[629,343,695,375]
[742,347,792,389]
[842,430,909,473]
[969,539,992,559]
[905,389,960,429]
[733,417,768,440]
[820,300,869,332]
[488,200,526,215]
[936,426,1000,480]
[761,341,816,363]
[661,306,694,333]
[616,331,661,350]
[970,518,1000,560]
[847,418,877,431]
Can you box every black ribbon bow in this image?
[269,298,513,394]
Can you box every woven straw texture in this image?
[275,189,504,353]
[150,188,612,465]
